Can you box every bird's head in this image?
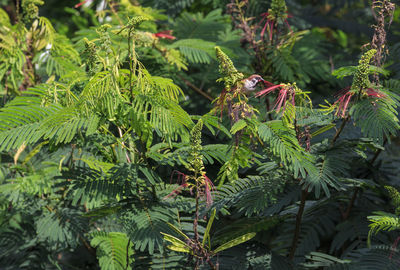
[243,74,265,92]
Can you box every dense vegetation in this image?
[1,0,400,269]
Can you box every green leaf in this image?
[166,245,191,253]
[230,119,247,134]
[332,66,357,79]
[311,123,335,137]
[202,208,216,248]
[213,232,256,254]
[166,222,190,240]
[161,232,191,253]
[332,65,390,79]
[91,232,134,270]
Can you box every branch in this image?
[178,75,214,101]
[125,239,131,270]
[331,116,349,145]
[106,0,124,26]
[289,189,308,259]
[342,188,359,220]
[342,138,387,220]
[79,234,96,256]
[118,127,132,163]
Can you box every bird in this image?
[215,74,266,120]
[242,74,266,93]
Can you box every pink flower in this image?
[154,30,176,40]
[366,88,386,98]
[255,82,283,97]
[256,83,295,113]
[389,236,400,260]
[164,171,189,199]
[163,171,215,207]
[259,12,293,41]
[333,87,385,118]
[203,174,215,207]
[334,88,353,118]
[74,0,90,8]
[259,13,274,41]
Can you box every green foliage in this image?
[170,39,216,64]
[258,120,314,178]
[350,93,400,144]
[351,49,377,91]
[385,186,400,215]
[91,232,134,270]
[1,0,400,269]
[213,175,285,216]
[215,46,243,90]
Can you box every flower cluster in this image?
[332,49,384,118]
[215,46,244,90]
[333,86,386,118]
[259,0,292,42]
[164,120,215,207]
[256,82,297,113]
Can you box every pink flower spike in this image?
[291,92,295,106]
[334,91,353,118]
[164,170,189,200]
[342,94,352,117]
[170,170,187,185]
[154,30,176,40]
[262,80,276,88]
[164,182,189,200]
[203,174,215,207]
[389,236,400,259]
[334,86,351,98]
[285,19,293,33]
[269,20,274,41]
[261,20,268,40]
[255,84,283,97]
[367,88,385,98]
[274,88,288,112]
[74,0,89,8]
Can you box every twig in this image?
[125,239,131,270]
[177,75,214,101]
[193,176,200,243]
[342,138,387,220]
[331,116,349,145]
[118,127,132,163]
[15,0,20,23]
[128,27,134,101]
[106,0,124,26]
[342,188,359,220]
[370,138,387,165]
[79,235,96,256]
[289,189,308,259]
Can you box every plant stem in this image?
[342,138,387,220]
[370,137,387,164]
[125,239,131,270]
[79,235,96,256]
[118,127,132,163]
[342,188,359,220]
[178,75,214,101]
[194,176,200,243]
[106,0,124,26]
[128,27,135,102]
[289,189,308,260]
[331,116,349,145]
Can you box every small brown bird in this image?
[242,74,266,92]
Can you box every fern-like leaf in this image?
[91,231,134,270]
